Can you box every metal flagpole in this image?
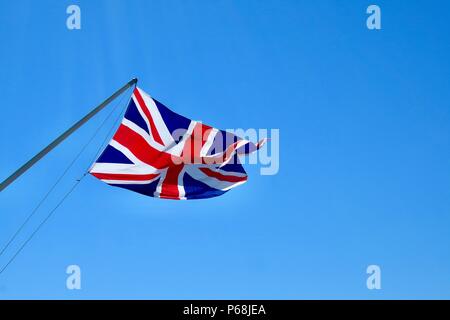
[0,78,138,192]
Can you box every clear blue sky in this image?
[0,0,450,299]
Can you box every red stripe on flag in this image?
[133,88,165,146]
[113,124,174,169]
[199,167,247,183]
[160,165,184,199]
[91,172,159,181]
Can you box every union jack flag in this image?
[89,87,265,200]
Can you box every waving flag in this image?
[89,87,265,200]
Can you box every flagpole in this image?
[0,78,138,192]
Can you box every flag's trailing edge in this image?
[89,87,266,200]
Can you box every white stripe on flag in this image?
[90,163,159,175]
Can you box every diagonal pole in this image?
[0,78,137,192]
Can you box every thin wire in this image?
[0,178,82,275]
[0,87,132,264]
